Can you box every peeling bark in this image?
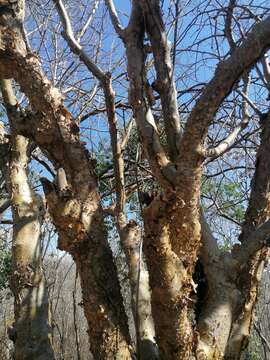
[118,2,203,356]
[225,113,270,359]
[1,78,54,360]
[142,197,194,359]
[0,3,132,358]
[3,1,270,359]
[50,3,158,356]
[8,135,54,360]
[196,215,238,359]
[124,2,176,189]
[195,115,270,360]
[121,221,158,360]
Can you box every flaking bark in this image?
[1,78,54,360]
[0,3,132,358]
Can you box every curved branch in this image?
[53,0,105,80]
[104,0,125,40]
[234,219,270,265]
[203,120,248,158]
[139,0,181,161]
[178,14,270,169]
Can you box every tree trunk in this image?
[40,177,132,359]
[225,112,270,359]
[7,135,54,360]
[70,210,132,359]
[142,197,198,360]
[0,78,55,360]
[196,114,270,360]
[120,221,158,359]
[0,3,133,357]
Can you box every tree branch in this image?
[178,14,270,170]
[239,111,270,243]
[0,8,132,356]
[224,0,236,53]
[236,89,262,116]
[139,0,181,161]
[53,0,106,80]
[119,1,176,188]
[121,117,135,150]
[104,0,125,40]
[203,120,248,158]
[0,198,10,214]
[204,75,251,158]
[234,219,270,264]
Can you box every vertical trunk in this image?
[41,181,132,360]
[72,276,81,360]
[8,134,54,360]
[142,197,196,360]
[46,6,143,353]
[102,66,158,359]
[225,113,270,359]
[195,215,236,360]
[72,221,132,360]
[224,255,265,360]
[120,221,158,359]
[0,2,133,354]
[122,4,202,357]
[0,78,54,360]
[195,115,270,360]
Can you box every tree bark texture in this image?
[0,78,55,360]
[2,1,270,359]
[8,135,54,360]
[0,3,132,359]
[112,1,270,358]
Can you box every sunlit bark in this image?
[1,78,54,360]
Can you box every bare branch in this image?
[31,154,55,177]
[234,219,270,264]
[0,198,10,214]
[241,72,251,121]
[178,14,270,170]
[203,122,247,158]
[204,75,251,158]
[79,101,130,123]
[236,89,262,116]
[55,0,128,216]
[0,219,13,225]
[224,0,236,52]
[123,1,176,188]
[53,0,105,80]
[104,0,125,40]
[121,117,135,151]
[139,0,181,161]
[77,0,101,42]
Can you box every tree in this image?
[1,0,270,359]
[0,79,54,359]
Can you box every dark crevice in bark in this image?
[193,259,208,323]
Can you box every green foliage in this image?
[0,242,11,291]
[92,141,114,198]
[95,142,113,177]
[202,177,246,223]
[244,329,264,360]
